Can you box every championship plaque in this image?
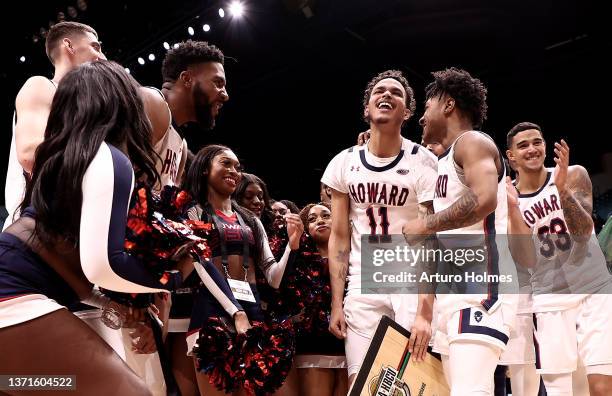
[349,316,449,396]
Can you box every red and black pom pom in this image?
[193,318,296,395]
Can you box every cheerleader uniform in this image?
[0,143,184,328]
[185,204,297,354]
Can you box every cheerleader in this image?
[181,145,304,395]
[296,202,348,396]
[232,172,275,231]
[0,61,193,395]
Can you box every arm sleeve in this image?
[256,217,297,289]
[416,147,438,204]
[321,149,350,194]
[192,261,243,317]
[186,205,244,315]
[80,143,182,293]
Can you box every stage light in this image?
[174,43,179,49]
[163,42,170,50]
[188,26,195,36]
[229,2,244,17]
[148,53,155,61]
[203,24,210,32]
[19,56,26,63]
[138,57,145,65]
[218,8,225,18]
[125,67,130,74]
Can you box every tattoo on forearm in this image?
[560,190,593,238]
[425,189,480,232]
[419,202,434,219]
[559,169,593,238]
[335,249,350,279]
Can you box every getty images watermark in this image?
[360,233,612,296]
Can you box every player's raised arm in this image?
[328,188,350,339]
[553,140,594,242]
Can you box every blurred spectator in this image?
[77,0,88,12]
[57,11,66,22]
[280,199,300,214]
[598,216,612,273]
[592,152,612,232]
[67,6,78,20]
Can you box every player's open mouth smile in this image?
[376,100,393,110]
[212,102,223,116]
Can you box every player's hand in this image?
[130,322,157,354]
[506,176,519,208]
[329,304,347,339]
[402,218,428,246]
[553,139,570,193]
[234,311,252,335]
[357,129,371,146]
[409,314,432,362]
[286,213,304,250]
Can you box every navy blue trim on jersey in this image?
[480,212,499,312]
[532,313,542,370]
[359,149,404,172]
[517,172,552,198]
[438,145,452,159]
[411,144,420,155]
[348,146,354,153]
[105,145,181,290]
[459,307,509,344]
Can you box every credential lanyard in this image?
[206,205,250,281]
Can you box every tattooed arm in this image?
[560,167,593,241]
[404,133,500,236]
[328,188,351,339]
[433,133,499,232]
[552,140,593,242]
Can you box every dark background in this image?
[1,0,608,208]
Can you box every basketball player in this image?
[159,39,230,396]
[402,67,518,395]
[502,139,541,396]
[506,122,612,396]
[5,21,105,230]
[4,22,185,396]
[161,39,229,154]
[322,70,438,386]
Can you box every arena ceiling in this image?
[1,0,606,204]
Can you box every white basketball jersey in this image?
[433,131,516,315]
[149,88,187,189]
[3,79,57,230]
[322,137,438,293]
[517,168,612,312]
